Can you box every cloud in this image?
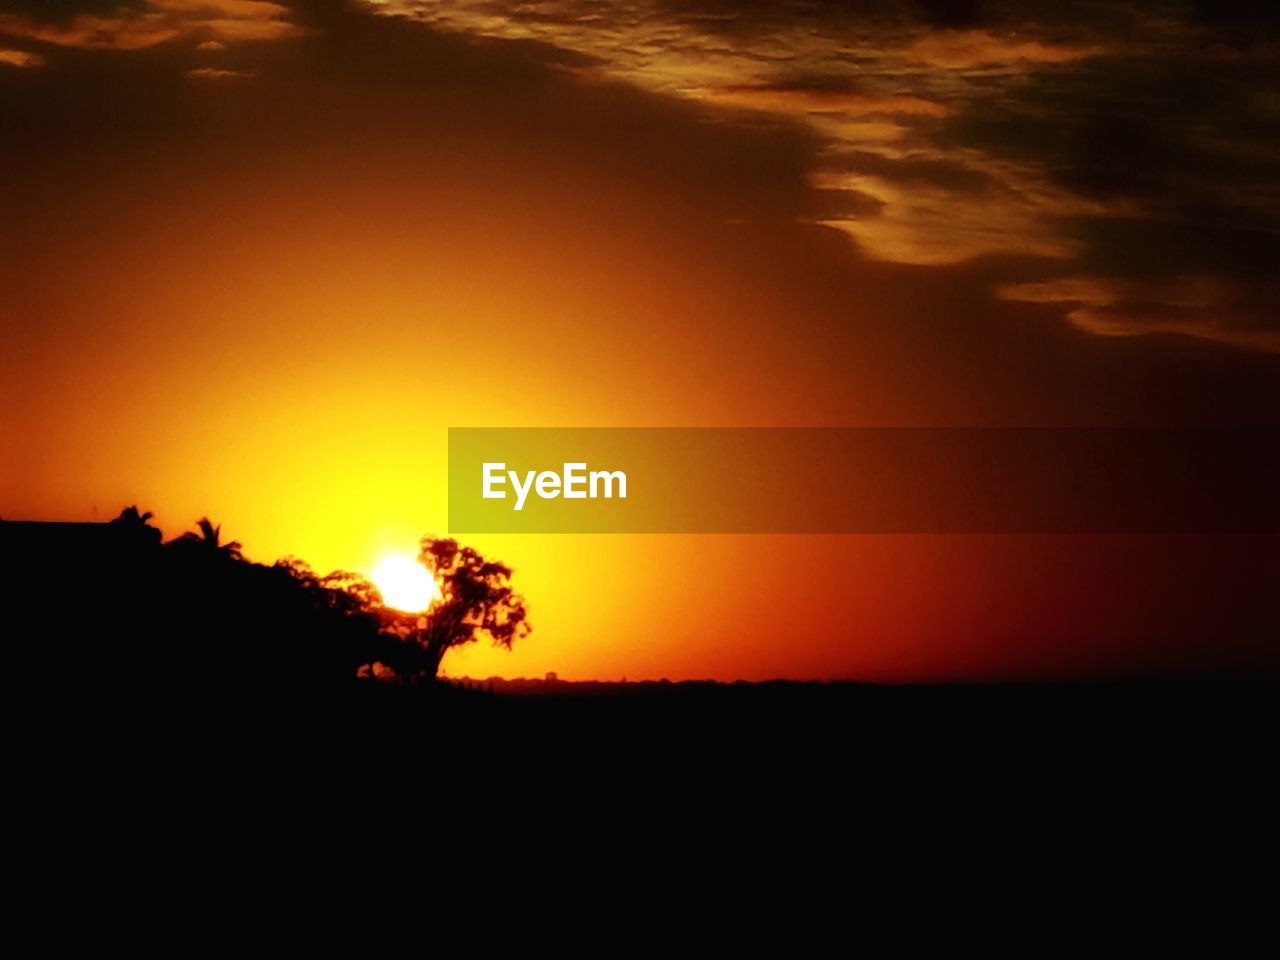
[814,157,1113,265]
[699,84,950,117]
[0,0,302,50]
[187,64,250,78]
[360,1,1119,264]
[314,2,1280,350]
[908,29,1104,69]
[999,274,1280,352]
[0,46,40,66]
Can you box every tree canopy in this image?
[410,537,531,679]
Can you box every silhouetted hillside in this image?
[3,514,398,708]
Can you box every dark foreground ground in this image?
[16,674,1277,861]
[334,675,1278,767]
[29,672,1277,758]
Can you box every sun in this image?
[370,554,442,613]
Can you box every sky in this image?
[2,0,1277,680]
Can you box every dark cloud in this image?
[918,15,1280,348]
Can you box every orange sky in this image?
[2,1,1277,680]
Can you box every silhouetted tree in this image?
[318,569,385,617]
[172,517,243,561]
[402,538,530,679]
[110,505,162,546]
[271,558,395,682]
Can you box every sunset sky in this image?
[3,0,1277,680]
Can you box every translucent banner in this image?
[447,428,1279,534]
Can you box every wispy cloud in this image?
[0,0,302,51]
[0,47,41,67]
[701,84,950,118]
[357,0,1280,350]
[908,29,1104,69]
[999,275,1280,353]
[187,65,252,79]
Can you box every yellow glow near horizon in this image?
[370,554,441,613]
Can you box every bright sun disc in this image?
[371,554,441,613]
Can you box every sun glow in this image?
[370,554,442,613]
